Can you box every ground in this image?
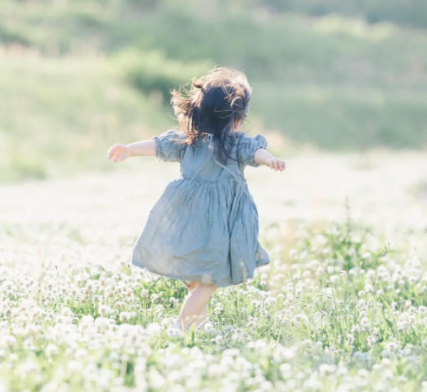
[1,152,427,391]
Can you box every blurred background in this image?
[1,0,426,183]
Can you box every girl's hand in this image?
[265,157,286,172]
[107,144,131,163]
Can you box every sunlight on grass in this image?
[1,153,427,391]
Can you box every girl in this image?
[107,67,285,334]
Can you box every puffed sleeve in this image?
[153,129,186,163]
[238,134,268,168]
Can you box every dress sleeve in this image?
[153,130,186,163]
[238,134,268,168]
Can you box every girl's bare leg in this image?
[176,282,217,328]
[187,281,208,319]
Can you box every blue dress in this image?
[131,129,271,287]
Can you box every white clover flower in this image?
[385,341,399,353]
[2,280,13,290]
[214,303,224,315]
[231,332,242,343]
[60,307,74,317]
[325,287,334,296]
[167,327,182,338]
[337,365,348,376]
[279,363,291,377]
[302,339,312,348]
[185,376,201,389]
[148,369,165,389]
[207,364,221,378]
[80,314,94,325]
[146,323,162,336]
[45,343,59,357]
[67,360,82,373]
[319,364,336,375]
[19,299,32,311]
[281,348,296,360]
[119,312,131,323]
[215,335,224,344]
[358,368,370,378]
[98,304,112,316]
[9,353,19,362]
[204,321,216,335]
[167,369,182,383]
[367,335,379,348]
[133,358,146,377]
[154,305,164,317]
[360,317,370,326]
[304,377,322,390]
[4,335,16,348]
[18,361,40,377]
[383,369,395,381]
[13,327,28,337]
[160,318,171,327]
[115,301,126,309]
[293,313,309,325]
[330,275,340,283]
[264,297,276,308]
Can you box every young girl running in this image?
[107,67,285,333]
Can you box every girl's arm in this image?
[254,148,286,172]
[107,140,156,163]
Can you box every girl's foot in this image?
[197,318,216,334]
[167,319,184,337]
[195,317,210,331]
[167,317,213,335]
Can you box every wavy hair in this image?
[171,67,252,165]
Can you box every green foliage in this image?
[226,0,427,29]
[1,0,427,182]
[116,50,212,103]
[6,155,47,181]
[251,82,427,149]
[0,55,172,183]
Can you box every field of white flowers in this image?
[1,152,427,392]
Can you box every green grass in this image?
[0,54,173,182]
[251,82,427,149]
[1,211,427,391]
[1,151,426,390]
[1,0,427,183]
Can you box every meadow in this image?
[1,1,427,390]
[1,153,427,391]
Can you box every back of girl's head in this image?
[171,67,252,164]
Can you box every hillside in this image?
[1,0,427,182]
[0,52,172,182]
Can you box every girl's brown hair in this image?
[171,67,252,164]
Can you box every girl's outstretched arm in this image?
[107,140,156,163]
[254,148,286,172]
